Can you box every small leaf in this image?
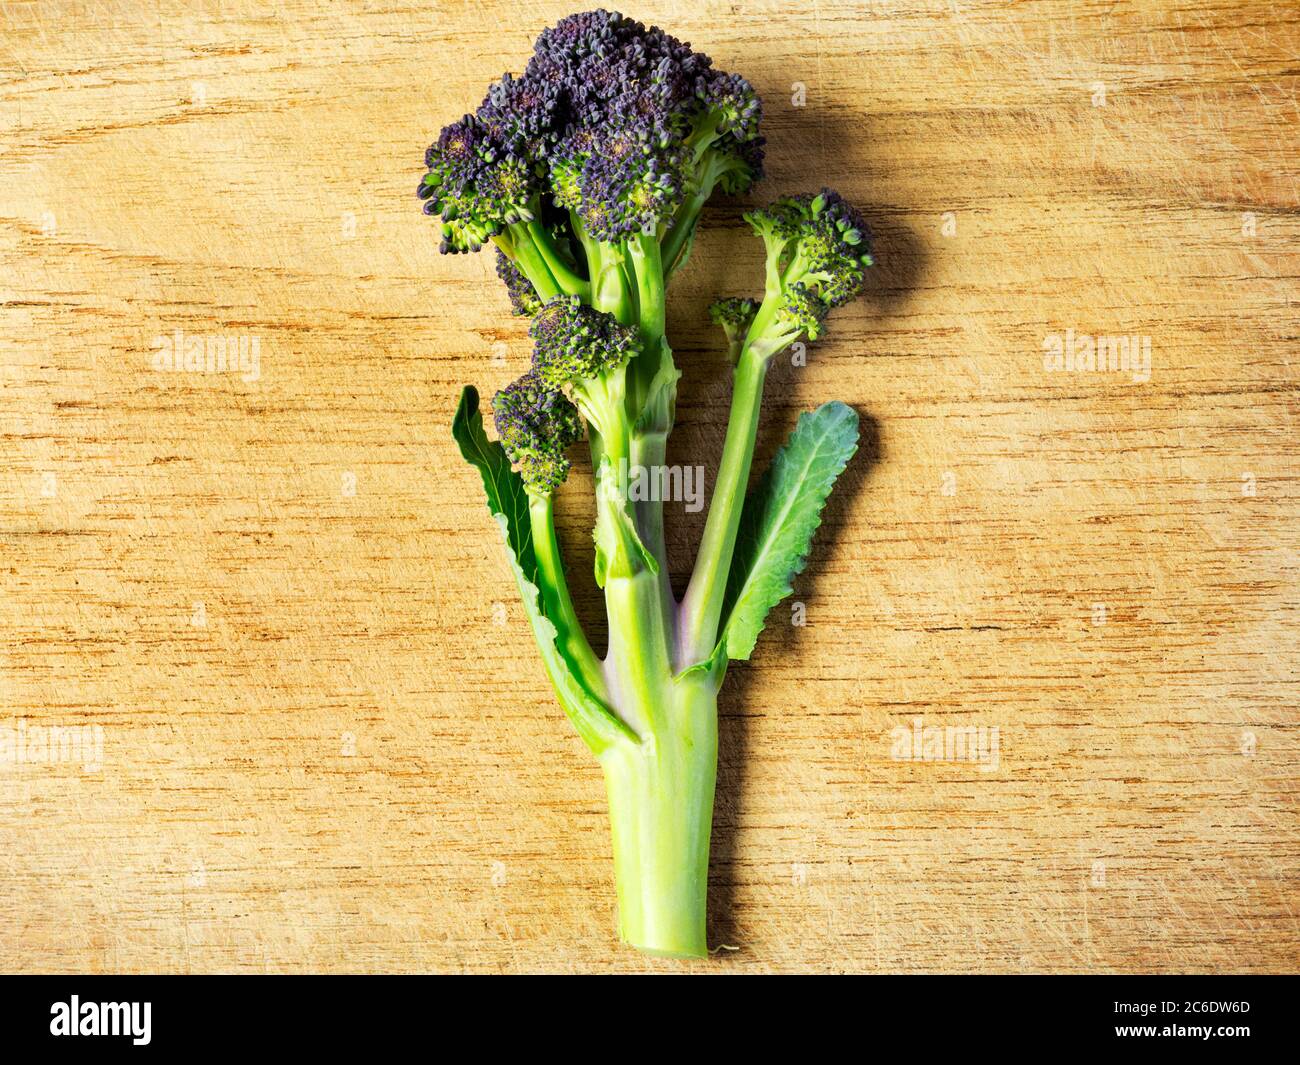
[717,401,859,661]
[634,341,681,437]
[452,385,537,581]
[453,387,637,753]
[592,455,659,588]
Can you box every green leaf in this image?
[452,385,538,580]
[452,386,637,754]
[716,401,859,662]
[592,455,659,589]
[634,341,681,437]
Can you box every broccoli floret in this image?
[419,8,762,280]
[776,282,829,341]
[747,188,873,301]
[417,115,538,254]
[709,296,761,361]
[709,296,760,340]
[492,370,583,495]
[531,296,640,385]
[741,187,874,355]
[530,295,639,440]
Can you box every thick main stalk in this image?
[598,668,719,958]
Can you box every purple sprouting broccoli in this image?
[437,10,874,958]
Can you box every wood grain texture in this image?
[1,0,1296,973]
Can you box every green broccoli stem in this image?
[579,225,635,328]
[627,231,666,396]
[496,220,592,304]
[528,492,606,699]
[661,148,742,278]
[595,228,711,952]
[603,566,673,731]
[598,664,718,958]
[625,231,677,641]
[628,425,672,588]
[629,233,664,342]
[660,191,708,278]
[500,232,561,302]
[680,344,770,663]
[529,213,714,956]
[721,328,746,365]
[525,218,590,300]
[569,210,605,302]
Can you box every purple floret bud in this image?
[493,369,584,495]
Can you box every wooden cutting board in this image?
[2,0,1295,973]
